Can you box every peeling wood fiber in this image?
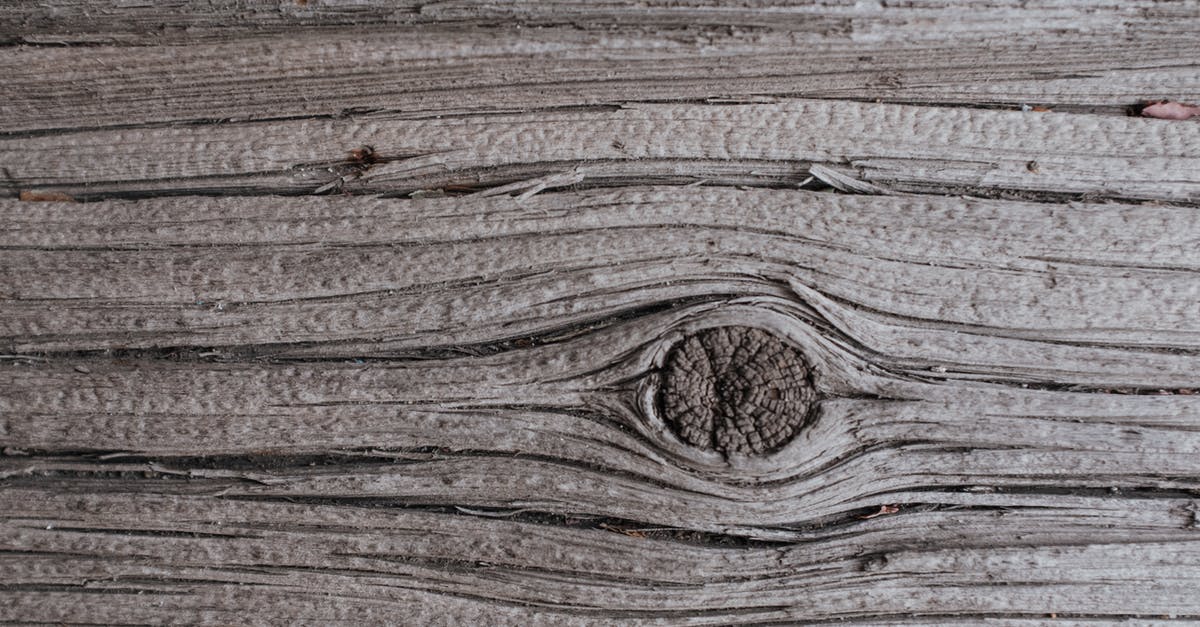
[2,1,1200,624]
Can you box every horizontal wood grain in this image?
[5,100,1199,202]
[4,189,1200,379]
[2,486,1198,625]
[5,354,1200,515]
[4,1,1200,622]
[4,26,1197,134]
[3,188,1200,620]
[4,0,1197,45]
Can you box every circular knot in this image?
[659,326,817,456]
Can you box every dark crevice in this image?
[221,494,792,549]
[0,85,1144,140]
[5,443,732,505]
[9,158,1194,208]
[3,449,462,471]
[10,442,1197,500]
[0,583,183,596]
[638,93,1138,117]
[810,286,1200,357]
[0,103,629,140]
[909,482,1200,499]
[1,206,861,254]
[40,527,254,540]
[7,253,707,305]
[0,112,357,140]
[5,292,733,364]
[320,553,701,588]
[10,443,1199,500]
[3,164,816,203]
[881,180,1193,207]
[949,377,1200,396]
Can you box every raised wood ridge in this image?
[2,1,1199,624]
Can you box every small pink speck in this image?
[1141,101,1200,120]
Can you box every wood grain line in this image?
[3,189,1198,383]
[4,27,1197,133]
[4,0,1197,45]
[4,2,1200,620]
[4,100,1198,201]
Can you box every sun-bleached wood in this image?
[2,486,1199,625]
[5,23,1198,133]
[4,0,1197,46]
[3,189,1200,621]
[5,100,1199,202]
[4,0,1200,622]
[4,189,1200,379]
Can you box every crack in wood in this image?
[3,1,1200,621]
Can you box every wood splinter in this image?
[659,326,818,456]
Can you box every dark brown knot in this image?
[659,326,817,456]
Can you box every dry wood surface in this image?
[2,1,1200,624]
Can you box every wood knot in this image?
[659,326,817,456]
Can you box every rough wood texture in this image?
[3,1,1200,624]
[6,100,1199,201]
[6,21,1200,133]
[3,0,1194,43]
[4,188,1200,623]
[660,326,819,455]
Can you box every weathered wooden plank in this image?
[3,189,1199,389]
[3,185,1200,619]
[5,27,1197,133]
[3,336,1200,618]
[4,1,1200,622]
[5,101,1199,201]
[3,0,1197,45]
[4,354,1200,515]
[2,487,1198,624]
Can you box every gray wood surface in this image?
[6,13,1199,131]
[3,1,1200,624]
[7,101,1200,201]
